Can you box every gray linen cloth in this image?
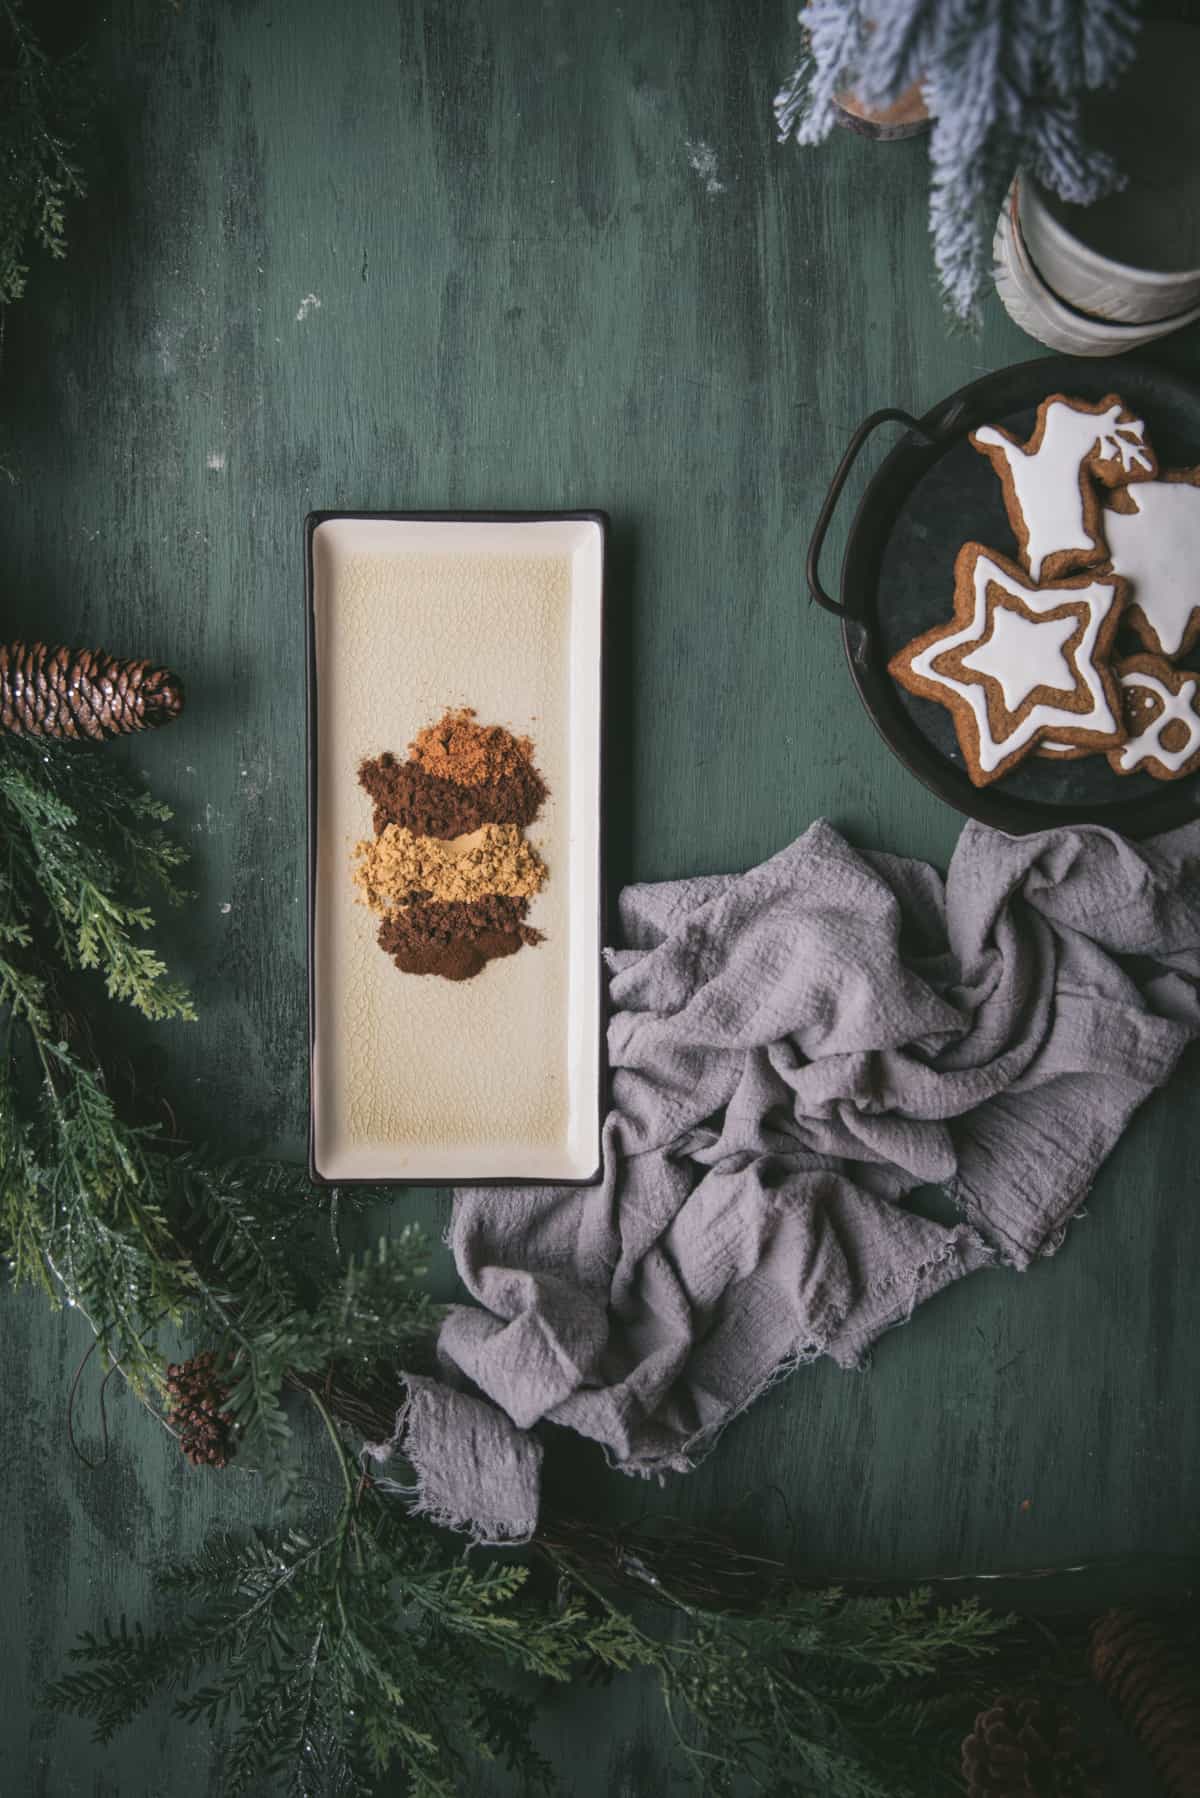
[367,819,1200,1542]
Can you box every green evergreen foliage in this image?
[49,1436,1015,1797]
[0,732,193,1018]
[49,1452,658,1795]
[180,1167,440,1491]
[0,736,421,1426]
[0,0,89,307]
[0,727,441,1473]
[0,734,196,1381]
[0,733,1020,1796]
[642,1585,1013,1796]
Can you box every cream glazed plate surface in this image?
[307,512,605,1184]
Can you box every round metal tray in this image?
[807,354,1200,836]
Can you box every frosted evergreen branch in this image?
[774,0,1145,319]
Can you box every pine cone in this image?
[0,641,184,739]
[164,1350,236,1469]
[961,1694,1105,1797]
[1090,1609,1200,1798]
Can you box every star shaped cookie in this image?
[889,543,1128,787]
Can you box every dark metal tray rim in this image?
[807,355,1200,839]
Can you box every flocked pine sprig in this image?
[775,0,1144,321]
[0,0,89,308]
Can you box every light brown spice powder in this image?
[409,707,537,788]
[353,823,548,912]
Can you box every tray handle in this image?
[806,408,936,620]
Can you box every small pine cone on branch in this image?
[1090,1608,1200,1798]
[961,1693,1105,1797]
[164,1350,237,1469]
[0,641,184,740]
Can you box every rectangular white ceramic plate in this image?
[308,512,604,1183]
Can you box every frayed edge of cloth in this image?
[952,1176,1084,1269]
[617,1223,994,1482]
[362,1380,540,1549]
[361,1226,993,1535]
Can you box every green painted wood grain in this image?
[0,0,1195,1791]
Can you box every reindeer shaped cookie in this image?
[972,393,1156,583]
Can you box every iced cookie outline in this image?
[1037,738,1091,759]
[1105,654,1200,782]
[971,393,1156,584]
[1103,468,1200,661]
[888,542,1128,788]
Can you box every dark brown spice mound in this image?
[378,894,543,982]
[358,752,547,840]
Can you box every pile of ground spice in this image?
[410,707,535,787]
[352,707,550,981]
[353,823,547,912]
[358,750,546,840]
[378,895,542,981]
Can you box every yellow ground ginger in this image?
[352,822,548,912]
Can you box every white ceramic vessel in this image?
[991,21,1200,356]
[1019,177,1200,327]
[992,181,1200,358]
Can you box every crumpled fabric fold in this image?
[374,819,1200,1543]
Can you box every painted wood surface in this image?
[1,1,1197,1791]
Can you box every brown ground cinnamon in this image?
[358,751,546,839]
[378,895,542,980]
[353,705,550,983]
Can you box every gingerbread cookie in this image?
[1106,655,1200,781]
[889,543,1128,787]
[1102,468,1200,660]
[971,393,1156,584]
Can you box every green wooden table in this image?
[3,2,1197,1791]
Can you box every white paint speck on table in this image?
[685,138,726,195]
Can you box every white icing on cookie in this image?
[1117,671,1200,773]
[975,401,1152,582]
[910,554,1120,774]
[1105,480,1200,658]
[960,606,1075,711]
